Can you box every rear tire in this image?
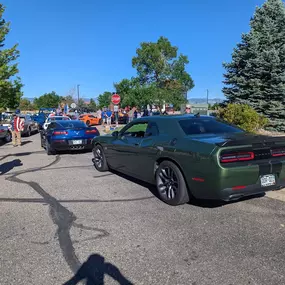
[46,142,56,155]
[93,144,109,172]
[156,160,190,206]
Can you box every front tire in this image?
[93,144,109,172]
[5,131,11,143]
[86,120,90,126]
[156,160,190,206]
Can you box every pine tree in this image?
[223,0,285,131]
[0,4,23,110]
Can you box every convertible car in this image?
[41,120,100,155]
[92,115,285,206]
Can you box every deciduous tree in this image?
[34,91,62,109]
[19,98,34,110]
[0,4,23,109]
[97,91,112,109]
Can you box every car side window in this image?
[145,122,159,137]
[122,123,148,138]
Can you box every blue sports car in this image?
[40,120,100,155]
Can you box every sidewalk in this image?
[266,188,285,202]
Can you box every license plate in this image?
[72,140,82,145]
[260,174,276,187]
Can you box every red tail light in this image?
[271,148,285,157]
[53,131,67,135]
[85,129,98,134]
[220,152,254,163]
[0,129,5,133]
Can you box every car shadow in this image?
[63,253,133,285]
[0,159,23,175]
[109,169,160,200]
[109,169,266,208]
[56,149,93,156]
[188,193,266,208]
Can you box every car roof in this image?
[134,114,213,122]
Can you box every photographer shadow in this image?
[63,254,133,285]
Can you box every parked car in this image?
[0,125,12,143]
[79,114,101,126]
[92,115,285,206]
[40,120,100,155]
[19,114,39,136]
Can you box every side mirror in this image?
[112,131,119,137]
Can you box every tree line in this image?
[1,0,285,131]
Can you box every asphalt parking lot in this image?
[1,133,285,285]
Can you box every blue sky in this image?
[2,0,266,100]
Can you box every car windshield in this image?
[56,121,86,129]
[179,118,244,135]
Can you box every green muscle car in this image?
[92,115,285,206]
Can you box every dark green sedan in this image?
[92,115,285,206]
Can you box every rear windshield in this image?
[49,117,70,121]
[55,121,86,129]
[88,115,95,118]
[179,118,243,135]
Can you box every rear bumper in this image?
[219,181,285,201]
[50,139,93,151]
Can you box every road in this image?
[0,133,285,285]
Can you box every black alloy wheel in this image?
[86,120,90,126]
[156,160,190,206]
[93,145,109,172]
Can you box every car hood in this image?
[189,132,285,147]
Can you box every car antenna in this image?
[194,113,200,118]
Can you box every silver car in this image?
[19,114,39,136]
[0,125,12,143]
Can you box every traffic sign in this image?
[111,93,121,105]
[71,103,76,108]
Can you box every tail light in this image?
[220,152,254,163]
[53,131,67,135]
[0,129,5,133]
[271,148,285,157]
[85,129,98,134]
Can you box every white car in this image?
[43,116,71,130]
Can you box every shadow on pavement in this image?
[110,169,160,199]
[20,140,33,146]
[0,150,45,161]
[110,169,266,208]
[63,254,133,285]
[0,159,23,175]
[189,192,266,208]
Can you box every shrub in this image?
[216,103,268,133]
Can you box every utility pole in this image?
[206,89,209,105]
[77,84,80,105]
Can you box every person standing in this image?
[10,114,24,147]
[185,104,191,114]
